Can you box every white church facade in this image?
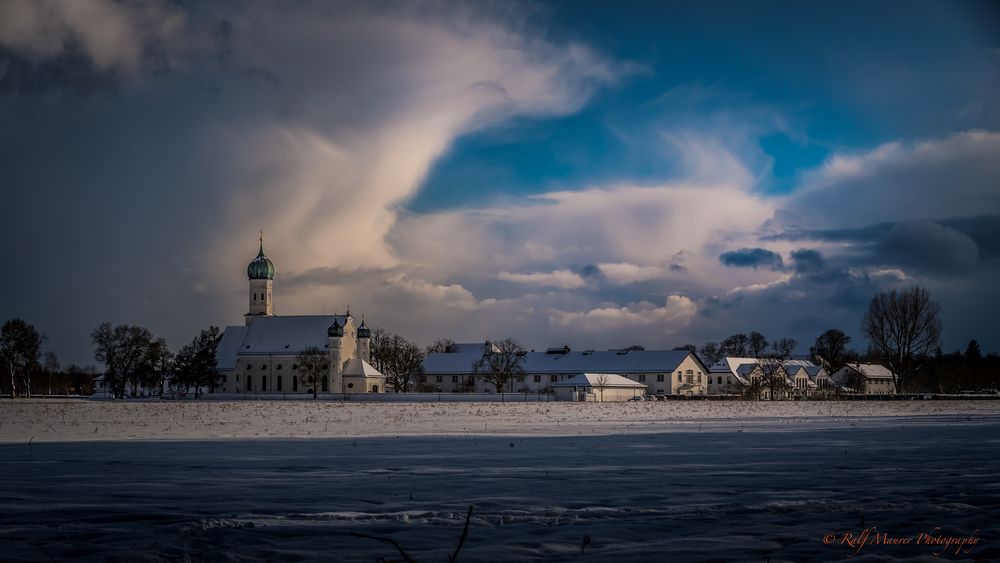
[214,237,385,395]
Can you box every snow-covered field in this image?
[2,399,998,442]
[1,400,997,561]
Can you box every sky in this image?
[1,0,999,366]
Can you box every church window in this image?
[253,293,257,301]
[246,365,251,370]
[276,364,282,370]
[246,374,252,390]
[292,364,298,370]
[292,377,298,392]
[276,375,282,391]
[322,377,328,392]
[260,364,266,370]
[347,383,354,389]
[261,375,267,391]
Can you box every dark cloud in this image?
[0,47,120,96]
[789,248,825,274]
[719,248,784,271]
[876,220,979,274]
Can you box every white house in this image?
[422,346,709,396]
[552,373,647,402]
[830,363,897,395]
[708,357,829,398]
[214,236,384,396]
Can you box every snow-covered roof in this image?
[225,315,351,356]
[551,373,647,388]
[838,363,894,378]
[342,358,383,378]
[422,349,697,375]
[215,325,247,370]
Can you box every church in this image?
[214,236,385,395]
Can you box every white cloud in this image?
[597,263,668,284]
[548,295,697,333]
[498,270,588,289]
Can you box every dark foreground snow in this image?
[1,420,997,562]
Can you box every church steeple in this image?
[246,231,275,322]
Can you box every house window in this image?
[261,375,267,391]
[678,373,682,382]
[419,376,426,383]
[697,374,701,383]
[222,374,227,383]
[516,376,524,383]
[717,376,722,384]
[550,375,558,382]
[452,376,458,383]
[638,375,646,382]
[436,376,442,383]
[277,375,282,391]
[534,375,541,383]
[657,374,664,382]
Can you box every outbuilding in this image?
[552,373,647,402]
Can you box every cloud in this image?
[876,220,979,274]
[596,263,669,284]
[789,130,1000,226]
[718,248,784,271]
[498,270,588,289]
[789,249,825,274]
[548,295,697,333]
[0,0,185,72]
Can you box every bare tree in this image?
[425,338,458,354]
[296,346,329,399]
[624,344,646,351]
[42,351,60,396]
[755,339,797,400]
[747,332,769,358]
[811,329,852,371]
[698,341,723,366]
[593,374,611,402]
[671,344,695,352]
[382,334,424,393]
[368,327,391,373]
[91,322,160,398]
[173,328,219,398]
[1,319,44,398]
[472,338,526,394]
[862,286,941,392]
[720,333,749,357]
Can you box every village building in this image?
[214,236,384,395]
[552,373,647,402]
[830,363,897,395]
[421,346,709,396]
[708,357,830,398]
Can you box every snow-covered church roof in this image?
[216,315,351,369]
[342,358,383,378]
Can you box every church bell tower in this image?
[246,231,275,324]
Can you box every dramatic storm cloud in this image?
[1,0,999,363]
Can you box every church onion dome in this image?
[247,239,275,280]
[328,318,344,338]
[357,319,370,339]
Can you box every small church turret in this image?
[328,317,344,393]
[357,316,371,364]
[246,231,275,324]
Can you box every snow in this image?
[0,400,997,561]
